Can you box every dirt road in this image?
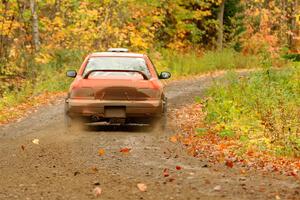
[0,73,299,200]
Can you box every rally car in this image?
[65,48,171,131]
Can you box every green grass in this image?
[203,63,300,156]
[151,48,261,76]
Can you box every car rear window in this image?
[84,57,151,77]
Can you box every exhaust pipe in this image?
[91,115,101,122]
[110,118,126,125]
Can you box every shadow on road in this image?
[86,125,152,133]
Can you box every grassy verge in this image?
[151,48,264,77]
[170,103,300,175]
[202,62,300,157]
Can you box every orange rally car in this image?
[65,48,171,130]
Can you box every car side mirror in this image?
[159,71,171,79]
[66,70,77,78]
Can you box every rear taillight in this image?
[70,87,94,99]
[137,88,160,99]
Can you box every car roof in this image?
[90,52,145,58]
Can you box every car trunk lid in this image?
[78,77,159,101]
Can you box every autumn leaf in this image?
[168,177,175,182]
[225,160,234,168]
[175,166,182,170]
[169,136,177,143]
[137,183,147,192]
[163,168,169,177]
[32,139,39,145]
[213,185,221,191]
[98,148,105,156]
[93,187,102,197]
[120,147,131,153]
[289,169,298,177]
[74,171,80,176]
[91,167,98,173]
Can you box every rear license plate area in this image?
[104,106,126,118]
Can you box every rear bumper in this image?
[65,98,163,118]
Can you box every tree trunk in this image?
[55,0,60,11]
[0,0,9,58]
[290,0,298,50]
[264,0,270,8]
[30,0,40,51]
[217,0,225,50]
[295,0,300,51]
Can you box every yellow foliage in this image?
[296,14,300,25]
[35,53,53,64]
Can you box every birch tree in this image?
[217,0,225,50]
[30,0,40,51]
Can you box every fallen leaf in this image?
[225,160,234,168]
[32,139,39,145]
[74,171,80,176]
[137,183,147,192]
[169,136,177,143]
[120,147,131,153]
[289,169,298,177]
[168,177,175,182]
[93,186,102,197]
[93,181,100,186]
[91,167,98,173]
[175,166,182,170]
[259,187,266,192]
[98,148,105,156]
[163,168,169,177]
[213,185,221,191]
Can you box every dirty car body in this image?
[65,49,171,127]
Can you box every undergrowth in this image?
[0,50,85,113]
[203,63,300,157]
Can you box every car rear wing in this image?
[83,69,149,80]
